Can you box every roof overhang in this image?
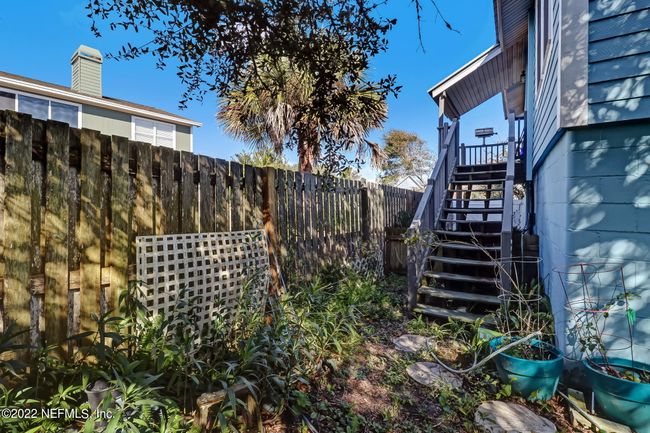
[428,40,526,119]
[495,0,533,49]
[428,0,532,119]
[0,74,203,127]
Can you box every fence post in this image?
[406,224,419,311]
[262,167,281,294]
[360,185,370,242]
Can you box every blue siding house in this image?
[424,0,650,362]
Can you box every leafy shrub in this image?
[0,270,386,432]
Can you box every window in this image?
[51,101,79,126]
[132,116,176,148]
[19,94,48,120]
[0,89,80,127]
[0,91,15,110]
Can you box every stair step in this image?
[447,188,504,193]
[445,197,504,202]
[413,304,492,323]
[423,271,496,285]
[427,255,496,267]
[439,218,502,225]
[454,170,507,177]
[450,179,505,185]
[456,162,507,171]
[433,229,501,238]
[443,207,503,214]
[418,287,501,305]
[435,242,500,252]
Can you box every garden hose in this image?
[426,331,543,374]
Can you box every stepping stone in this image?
[475,401,556,433]
[406,362,462,388]
[392,334,432,353]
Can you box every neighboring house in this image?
[422,0,650,362]
[0,45,201,151]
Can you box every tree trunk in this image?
[297,129,317,172]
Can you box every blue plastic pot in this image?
[489,337,563,401]
[584,357,650,433]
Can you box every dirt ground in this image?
[267,279,590,433]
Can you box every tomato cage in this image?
[495,256,543,301]
[556,262,637,363]
[492,256,552,339]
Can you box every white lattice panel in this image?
[136,230,270,329]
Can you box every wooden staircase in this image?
[407,113,519,324]
[413,161,507,322]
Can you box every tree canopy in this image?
[87,0,399,110]
[379,130,435,190]
[218,57,387,173]
[86,0,456,110]
[235,145,294,170]
[87,0,457,173]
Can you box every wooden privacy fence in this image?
[0,110,421,349]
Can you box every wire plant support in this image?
[557,262,638,368]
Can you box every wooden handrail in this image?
[407,118,459,309]
[428,120,458,184]
[499,112,516,294]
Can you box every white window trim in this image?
[0,86,82,128]
[131,115,177,150]
[0,75,201,127]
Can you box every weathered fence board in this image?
[286,170,296,272]
[79,129,102,335]
[110,136,129,314]
[135,141,154,236]
[295,172,304,274]
[0,110,421,349]
[4,112,33,346]
[254,167,264,229]
[181,152,197,233]
[276,169,287,266]
[43,121,70,351]
[230,162,243,231]
[214,158,229,231]
[159,146,178,234]
[199,155,215,232]
[303,173,313,275]
[244,164,254,229]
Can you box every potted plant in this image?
[489,280,563,400]
[561,263,650,433]
[583,356,650,433]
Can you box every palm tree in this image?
[218,57,387,172]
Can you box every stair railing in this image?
[407,118,459,310]
[499,112,516,295]
[459,141,509,165]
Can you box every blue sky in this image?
[0,1,507,178]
